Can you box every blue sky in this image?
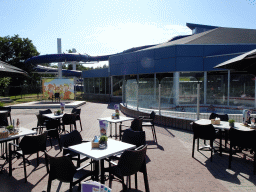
[1,0,256,67]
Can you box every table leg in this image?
[115,123,117,140]
[94,160,99,182]
[109,122,112,138]
[100,159,105,184]
[219,130,223,156]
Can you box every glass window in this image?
[99,77,106,94]
[94,78,100,93]
[161,76,174,108]
[106,77,110,94]
[125,79,138,108]
[113,76,123,96]
[230,73,255,107]
[138,77,159,109]
[179,72,204,105]
[206,72,228,105]
[88,78,94,93]
[84,78,88,93]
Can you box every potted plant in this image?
[56,109,62,115]
[99,135,108,148]
[228,119,235,127]
[6,125,14,133]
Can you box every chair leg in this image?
[135,173,138,189]
[109,173,113,188]
[47,177,52,192]
[142,162,150,192]
[121,177,127,191]
[9,143,12,176]
[192,136,195,158]
[152,125,157,143]
[23,155,27,183]
[229,144,232,169]
[69,182,73,192]
[79,119,82,131]
[210,140,213,162]
[37,152,39,166]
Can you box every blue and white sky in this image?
[1,0,256,67]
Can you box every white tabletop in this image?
[195,119,254,131]
[0,127,37,142]
[43,113,64,119]
[68,139,136,161]
[97,116,134,123]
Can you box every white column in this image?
[57,38,62,78]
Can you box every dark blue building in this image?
[82,23,256,114]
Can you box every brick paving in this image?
[0,102,256,191]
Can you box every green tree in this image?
[0,34,40,86]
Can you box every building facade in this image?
[82,23,256,116]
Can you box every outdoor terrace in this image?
[0,102,256,191]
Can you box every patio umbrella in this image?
[0,60,29,77]
[214,49,256,75]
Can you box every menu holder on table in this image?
[82,181,111,192]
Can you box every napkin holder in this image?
[92,136,100,148]
[0,131,8,139]
[211,119,220,125]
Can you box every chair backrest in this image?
[217,114,229,121]
[71,108,81,115]
[45,119,60,137]
[118,144,147,176]
[130,118,142,131]
[19,132,48,155]
[150,111,155,120]
[209,113,218,120]
[60,130,83,148]
[122,128,146,147]
[229,128,256,149]
[191,122,216,140]
[39,109,52,115]
[209,113,229,121]
[0,106,11,117]
[62,113,76,125]
[55,93,60,98]
[0,112,9,126]
[46,153,76,182]
[36,114,45,127]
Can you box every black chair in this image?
[139,111,157,143]
[36,114,47,134]
[0,106,11,125]
[191,122,217,162]
[9,132,48,183]
[62,113,77,133]
[107,145,149,192]
[52,93,60,102]
[45,153,93,192]
[119,118,142,140]
[45,119,61,150]
[0,112,9,126]
[122,128,146,147]
[209,113,229,121]
[209,113,229,148]
[228,128,256,174]
[71,108,82,131]
[39,109,52,115]
[60,130,89,167]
